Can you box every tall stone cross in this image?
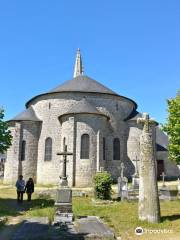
[137,112,160,223]
[57,142,73,186]
[137,112,157,133]
[160,172,166,187]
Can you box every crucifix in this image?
[160,172,166,187]
[57,142,73,186]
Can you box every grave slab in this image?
[11,217,49,240]
[75,216,115,239]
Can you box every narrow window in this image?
[116,102,118,111]
[63,137,66,150]
[113,138,120,160]
[80,134,89,159]
[44,137,52,161]
[103,137,106,160]
[21,140,26,161]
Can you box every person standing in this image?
[15,175,25,202]
[25,178,34,201]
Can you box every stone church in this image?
[4,50,179,186]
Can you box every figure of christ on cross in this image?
[57,143,73,186]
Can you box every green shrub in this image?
[93,172,113,200]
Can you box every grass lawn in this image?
[0,184,180,240]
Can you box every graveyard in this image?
[0,2,179,239]
[0,180,180,240]
[0,110,180,239]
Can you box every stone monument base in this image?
[159,188,178,201]
[54,186,73,223]
[132,175,139,189]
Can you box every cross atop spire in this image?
[73,48,84,78]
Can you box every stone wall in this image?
[5,91,179,186]
[19,121,41,182]
[33,92,135,186]
[4,122,21,183]
[4,121,41,184]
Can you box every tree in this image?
[0,108,12,153]
[162,91,180,165]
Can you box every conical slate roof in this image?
[125,110,142,121]
[9,107,41,122]
[59,98,109,119]
[156,127,168,150]
[49,75,118,95]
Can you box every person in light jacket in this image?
[15,175,25,202]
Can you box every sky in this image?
[0,0,179,123]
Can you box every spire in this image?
[73,48,83,78]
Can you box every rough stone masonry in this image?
[137,113,160,223]
[4,49,179,187]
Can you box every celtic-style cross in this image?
[57,142,73,185]
[137,113,157,133]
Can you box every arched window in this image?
[103,137,106,160]
[44,137,52,161]
[80,134,89,159]
[113,138,120,160]
[21,140,26,161]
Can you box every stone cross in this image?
[120,162,125,179]
[160,172,166,187]
[137,112,160,223]
[57,142,73,185]
[137,112,157,133]
[133,156,139,176]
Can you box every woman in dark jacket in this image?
[25,178,34,201]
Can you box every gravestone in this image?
[177,178,180,199]
[159,188,178,201]
[177,178,180,194]
[118,163,128,200]
[99,166,104,172]
[160,172,166,188]
[159,175,178,201]
[137,113,160,223]
[132,156,140,189]
[54,143,73,223]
